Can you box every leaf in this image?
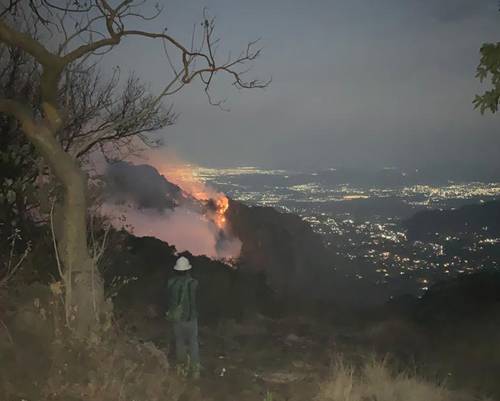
[6,190,16,204]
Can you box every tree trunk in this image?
[25,122,107,339]
[0,28,110,338]
[58,166,106,338]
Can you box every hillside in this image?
[105,161,185,210]
[404,200,500,240]
[102,231,279,323]
[104,162,335,303]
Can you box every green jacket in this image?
[167,275,198,322]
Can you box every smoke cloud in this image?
[101,154,241,260]
[101,203,241,259]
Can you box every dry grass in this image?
[41,336,185,401]
[1,283,185,401]
[317,356,473,401]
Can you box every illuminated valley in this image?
[195,166,500,297]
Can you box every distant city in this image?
[195,166,500,297]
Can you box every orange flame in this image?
[148,154,230,230]
[214,195,229,229]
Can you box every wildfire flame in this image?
[106,151,241,260]
[150,156,230,230]
[214,195,229,229]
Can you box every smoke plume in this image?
[101,154,241,260]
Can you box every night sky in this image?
[103,0,500,172]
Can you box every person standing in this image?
[167,256,200,378]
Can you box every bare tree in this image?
[0,0,268,338]
[1,31,175,232]
[60,65,177,161]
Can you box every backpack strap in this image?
[186,278,195,321]
[176,277,185,307]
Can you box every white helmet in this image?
[173,256,192,271]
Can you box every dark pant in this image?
[173,319,200,370]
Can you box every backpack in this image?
[166,277,190,322]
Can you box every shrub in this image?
[42,335,185,401]
[1,283,185,401]
[317,356,471,401]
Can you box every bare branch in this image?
[0,0,22,18]
[0,19,60,68]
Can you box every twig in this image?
[50,199,64,282]
[50,199,72,328]
[0,318,14,345]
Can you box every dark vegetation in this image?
[3,191,500,399]
[405,200,500,241]
[3,154,500,400]
[1,1,500,401]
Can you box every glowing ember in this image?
[214,195,229,229]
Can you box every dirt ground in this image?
[133,315,331,401]
[2,285,499,401]
[138,311,500,401]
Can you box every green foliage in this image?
[1,283,185,400]
[0,46,41,233]
[0,117,39,231]
[474,42,500,114]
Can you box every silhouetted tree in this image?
[0,27,175,238]
[0,0,268,339]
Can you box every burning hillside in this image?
[102,159,241,260]
[150,155,231,230]
[103,158,335,301]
